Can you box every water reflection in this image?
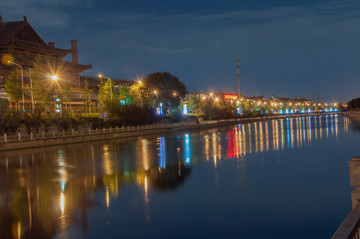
[225,115,344,157]
[0,114,349,238]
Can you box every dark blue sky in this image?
[2,0,360,101]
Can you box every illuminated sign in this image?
[157,103,163,115]
[182,104,188,115]
[224,94,238,100]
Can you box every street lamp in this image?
[8,60,24,112]
[51,75,62,114]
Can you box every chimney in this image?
[71,40,80,87]
[71,40,78,64]
[48,42,55,48]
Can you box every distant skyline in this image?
[1,0,360,101]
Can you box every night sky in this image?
[1,0,360,101]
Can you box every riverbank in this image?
[345,111,360,119]
[0,112,342,152]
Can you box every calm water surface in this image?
[1,115,360,239]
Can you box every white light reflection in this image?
[144,176,149,204]
[60,192,65,214]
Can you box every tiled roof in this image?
[0,20,25,44]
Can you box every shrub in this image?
[169,109,182,123]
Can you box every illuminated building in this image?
[0,16,92,87]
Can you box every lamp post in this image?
[51,75,61,114]
[8,61,24,112]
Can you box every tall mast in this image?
[236,56,240,99]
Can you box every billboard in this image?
[224,94,238,100]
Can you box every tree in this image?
[143,72,187,111]
[61,81,74,112]
[98,78,117,111]
[118,85,134,104]
[28,56,55,112]
[348,98,360,110]
[129,83,150,105]
[188,93,203,114]
[3,71,22,110]
[81,80,92,113]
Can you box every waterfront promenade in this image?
[0,112,340,152]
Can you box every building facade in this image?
[0,16,92,87]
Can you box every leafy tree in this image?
[201,100,216,120]
[129,83,150,105]
[98,78,117,111]
[0,98,8,118]
[81,80,92,113]
[2,111,22,135]
[348,98,360,110]
[61,81,74,112]
[199,98,235,120]
[105,103,158,127]
[3,71,22,110]
[142,72,187,111]
[188,93,203,114]
[169,109,182,123]
[42,113,54,133]
[28,56,55,112]
[118,85,134,104]
[23,112,42,134]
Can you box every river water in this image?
[0,114,359,239]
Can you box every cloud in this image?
[3,0,360,100]
[1,0,94,27]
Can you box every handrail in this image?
[333,157,360,239]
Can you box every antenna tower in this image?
[236,56,240,99]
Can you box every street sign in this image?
[100,113,108,119]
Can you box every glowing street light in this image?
[52,75,58,81]
[51,75,62,114]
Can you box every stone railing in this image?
[333,157,360,239]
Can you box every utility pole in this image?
[236,56,240,100]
